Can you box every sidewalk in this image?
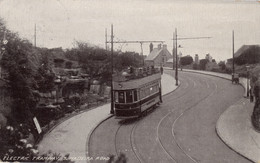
[176,68,259,163]
[37,72,177,163]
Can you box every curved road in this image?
[88,70,251,163]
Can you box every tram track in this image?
[113,73,193,163]
[154,73,211,163]
[170,79,217,163]
[89,72,213,163]
[155,73,220,163]
[89,71,248,163]
[130,119,144,163]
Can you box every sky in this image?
[0,0,260,61]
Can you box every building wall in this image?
[153,50,172,67]
[144,60,154,67]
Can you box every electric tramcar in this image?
[113,67,162,118]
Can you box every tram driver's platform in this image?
[37,72,177,163]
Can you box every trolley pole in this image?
[175,28,178,86]
[110,24,114,114]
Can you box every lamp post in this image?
[246,65,250,98]
[232,30,235,82]
[173,28,178,86]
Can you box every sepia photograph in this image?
[0,0,260,162]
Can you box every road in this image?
[88,70,251,163]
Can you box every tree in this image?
[0,19,37,123]
[234,46,260,65]
[34,53,55,93]
[180,55,193,66]
[218,61,226,70]
[199,59,209,70]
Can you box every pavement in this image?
[37,72,177,163]
[179,69,260,163]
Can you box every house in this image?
[145,44,172,67]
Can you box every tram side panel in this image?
[113,73,161,118]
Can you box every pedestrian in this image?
[160,66,163,74]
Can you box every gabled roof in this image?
[145,47,172,61]
[145,48,162,61]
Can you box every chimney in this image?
[158,44,161,50]
[149,43,153,53]
[163,44,167,49]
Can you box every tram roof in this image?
[113,73,161,90]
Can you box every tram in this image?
[113,66,162,118]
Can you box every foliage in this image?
[192,63,199,70]
[33,105,62,127]
[34,53,55,93]
[252,102,260,131]
[234,46,260,65]
[0,21,38,123]
[65,41,143,84]
[199,59,209,70]
[180,55,193,66]
[0,124,74,162]
[218,61,226,70]
[68,94,81,110]
[107,153,127,163]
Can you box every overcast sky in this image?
[0,0,260,61]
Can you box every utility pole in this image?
[105,28,108,50]
[172,29,211,86]
[232,30,234,75]
[34,24,37,47]
[175,28,178,86]
[110,24,114,114]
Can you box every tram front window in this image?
[118,91,125,103]
[126,91,133,103]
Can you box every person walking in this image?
[160,66,163,74]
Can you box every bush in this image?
[0,124,74,162]
[199,59,208,70]
[252,104,260,131]
[180,56,193,66]
[192,64,199,70]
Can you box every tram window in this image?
[115,92,119,103]
[140,90,144,99]
[126,91,133,103]
[118,91,125,103]
[134,90,138,101]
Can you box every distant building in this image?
[145,44,172,67]
[195,54,199,64]
[205,62,219,71]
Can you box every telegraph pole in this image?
[105,28,108,50]
[110,24,114,114]
[232,30,234,75]
[172,29,211,86]
[175,28,178,86]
